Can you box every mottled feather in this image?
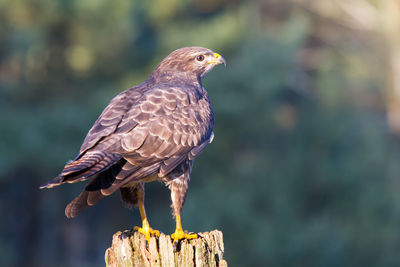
[40,46,224,220]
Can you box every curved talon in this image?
[171,229,198,244]
[134,226,160,241]
[134,218,160,241]
[171,214,198,244]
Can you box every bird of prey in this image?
[40,47,225,242]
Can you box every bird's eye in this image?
[196,55,205,62]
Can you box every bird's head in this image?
[151,47,226,83]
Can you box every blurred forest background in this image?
[1,0,400,266]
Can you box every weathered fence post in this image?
[105,229,227,267]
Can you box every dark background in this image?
[2,0,400,266]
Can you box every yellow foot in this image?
[134,225,160,241]
[171,228,198,244]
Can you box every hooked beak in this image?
[206,52,226,66]
[213,52,226,66]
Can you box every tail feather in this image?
[64,160,124,218]
[43,154,162,218]
[65,162,160,218]
[65,190,91,218]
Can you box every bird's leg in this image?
[169,164,198,243]
[133,184,160,241]
[171,213,197,243]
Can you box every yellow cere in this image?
[206,53,222,65]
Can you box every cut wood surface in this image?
[105,229,227,267]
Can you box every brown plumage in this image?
[40,47,225,241]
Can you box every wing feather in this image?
[77,84,213,187]
[113,86,213,178]
[78,86,145,156]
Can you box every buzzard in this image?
[40,47,225,242]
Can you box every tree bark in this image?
[105,229,227,267]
